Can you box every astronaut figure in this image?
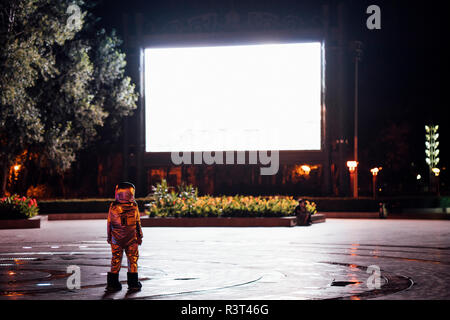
[106,182,143,292]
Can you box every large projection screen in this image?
[144,42,322,152]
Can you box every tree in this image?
[369,121,414,194]
[0,0,82,194]
[0,0,138,195]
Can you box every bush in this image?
[304,200,317,215]
[38,199,112,213]
[309,198,378,212]
[37,198,150,214]
[26,184,53,199]
[146,180,199,217]
[0,195,39,220]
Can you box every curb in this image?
[141,216,297,227]
[311,214,326,223]
[46,213,108,220]
[387,213,450,220]
[322,212,379,218]
[0,215,46,229]
[141,214,326,227]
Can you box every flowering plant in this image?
[146,181,301,218]
[305,200,317,215]
[0,195,39,220]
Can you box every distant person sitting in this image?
[294,198,311,226]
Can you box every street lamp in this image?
[12,164,21,181]
[431,167,440,176]
[347,161,358,197]
[432,167,441,195]
[351,41,363,199]
[370,167,381,199]
[347,161,358,172]
[300,165,311,175]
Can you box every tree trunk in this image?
[1,162,8,196]
[19,155,31,196]
[58,173,66,198]
[37,154,45,185]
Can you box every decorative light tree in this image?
[425,125,440,193]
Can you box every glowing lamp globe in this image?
[347,161,358,172]
[432,168,440,176]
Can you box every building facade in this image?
[118,1,354,197]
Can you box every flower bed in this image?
[147,195,299,218]
[0,195,41,229]
[145,180,317,218]
[0,195,39,220]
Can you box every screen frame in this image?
[140,35,327,166]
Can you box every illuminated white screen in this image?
[144,42,322,152]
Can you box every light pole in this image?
[370,167,380,199]
[352,41,363,198]
[347,161,358,197]
[432,168,440,195]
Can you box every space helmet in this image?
[115,182,136,203]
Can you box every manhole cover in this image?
[331,280,363,287]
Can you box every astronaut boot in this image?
[127,272,142,291]
[105,272,122,292]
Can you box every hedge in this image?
[38,198,149,214]
[36,196,449,214]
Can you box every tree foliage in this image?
[0,0,138,194]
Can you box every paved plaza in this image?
[0,218,449,300]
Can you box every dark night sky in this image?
[345,0,449,178]
[92,0,449,179]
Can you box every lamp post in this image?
[370,167,379,199]
[347,161,358,197]
[352,41,363,199]
[12,164,21,181]
[432,167,440,195]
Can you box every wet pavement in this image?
[0,218,449,300]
